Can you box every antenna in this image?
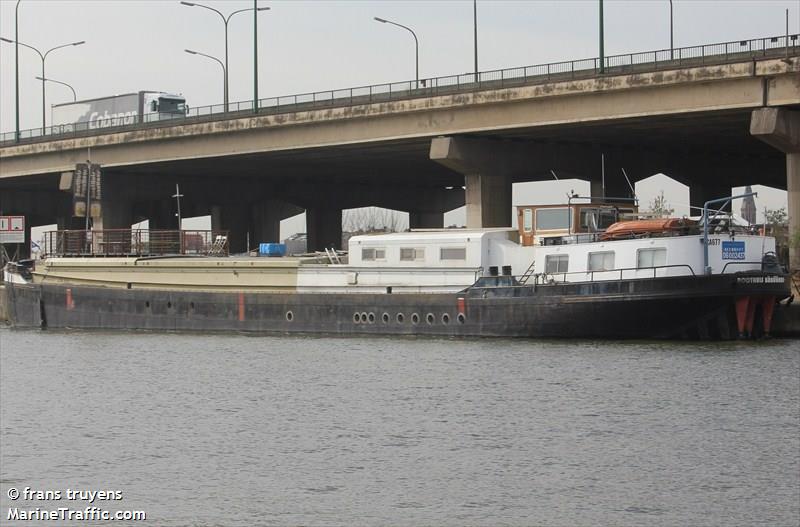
[172,183,184,230]
[550,169,559,181]
[620,167,636,198]
[601,153,606,199]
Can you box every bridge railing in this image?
[2,33,797,146]
[40,229,229,258]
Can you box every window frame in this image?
[439,247,467,261]
[362,247,387,261]
[535,207,572,231]
[545,254,569,274]
[400,247,425,261]
[587,251,615,272]
[636,247,667,269]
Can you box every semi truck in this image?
[51,91,187,133]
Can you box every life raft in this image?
[600,218,695,240]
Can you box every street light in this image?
[35,76,76,102]
[669,0,674,60]
[0,37,84,134]
[374,16,419,88]
[180,1,270,112]
[185,49,226,105]
[14,0,20,142]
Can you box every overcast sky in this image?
[3,0,796,235]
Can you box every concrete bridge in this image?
[1,34,799,266]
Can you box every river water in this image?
[0,329,798,526]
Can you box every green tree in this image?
[647,191,674,218]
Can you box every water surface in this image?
[1,329,798,526]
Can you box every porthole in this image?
[411,313,420,325]
[426,313,435,325]
[361,312,368,322]
[396,313,405,324]
[286,311,294,322]
[442,313,450,325]
[145,301,150,308]
[167,301,172,309]
[457,313,466,324]
[368,312,376,323]
[354,312,361,323]
[382,313,390,324]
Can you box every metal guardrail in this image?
[533,264,699,284]
[41,229,229,257]
[2,33,797,146]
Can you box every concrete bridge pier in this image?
[306,206,343,251]
[92,175,133,232]
[689,179,733,216]
[251,200,304,246]
[211,204,250,254]
[409,211,444,229]
[750,107,800,269]
[430,136,512,228]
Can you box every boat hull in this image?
[4,273,791,339]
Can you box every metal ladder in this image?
[518,260,536,284]
[324,247,341,264]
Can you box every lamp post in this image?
[473,0,478,80]
[1,37,84,135]
[669,0,674,60]
[180,1,269,113]
[374,16,419,88]
[15,0,20,142]
[185,49,226,104]
[598,0,604,73]
[35,76,76,102]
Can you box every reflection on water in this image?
[1,329,798,526]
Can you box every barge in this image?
[3,198,793,339]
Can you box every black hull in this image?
[4,273,791,339]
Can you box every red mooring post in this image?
[745,296,758,337]
[761,296,776,336]
[735,296,750,337]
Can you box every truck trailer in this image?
[51,91,187,133]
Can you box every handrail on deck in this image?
[41,229,229,258]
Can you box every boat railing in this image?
[41,229,229,258]
[531,264,697,285]
[719,260,782,274]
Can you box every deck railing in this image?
[2,33,797,146]
[41,229,229,258]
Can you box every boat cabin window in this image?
[545,254,569,273]
[362,247,386,261]
[637,248,666,268]
[580,208,617,232]
[522,208,533,232]
[440,247,466,261]
[588,251,615,271]
[400,248,425,261]
[536,208,571,230]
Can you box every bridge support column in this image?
[788,153,799,269]
[251,200,304,245]
[430,137,512,228]
[409,211,444,229]
[211,204,250,254]
[306,207,342,251]
[750,107,800,269]
[464,172,511,228]
[93,176,133,231]
[690,182,731,215]
[148,200,175,230]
